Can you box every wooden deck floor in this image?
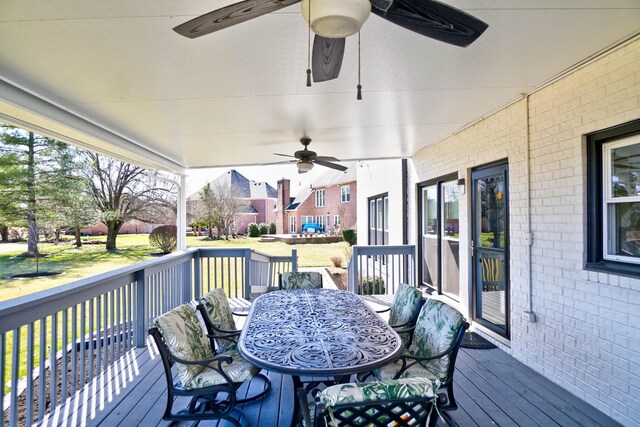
[41,297,619,427]
[47,344,619,427]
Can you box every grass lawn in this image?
[0,234,348,302]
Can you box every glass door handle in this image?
[470,240,475,258]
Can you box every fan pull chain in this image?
[357,31,362,100]
[306,0,312,87]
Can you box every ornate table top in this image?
[237,288,402,376]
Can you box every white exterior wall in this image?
[356,159,405,245]
[406,38,640,425]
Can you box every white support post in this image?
[177,175,187,251]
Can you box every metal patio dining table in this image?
[237,288,402,425]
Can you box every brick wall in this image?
[356,159,405,245]
[409,37,640,425]
[291,181,357,233]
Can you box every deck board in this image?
[43,298,619,427]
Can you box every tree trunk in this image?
[0,225,8,242]
[106,220,123,251]
[26,132,39,256]
[75,226,82,248]
[208,223,213,239]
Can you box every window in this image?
[315,215,324,230]
[368,193,389,245]
[334,215,341,227]
[341,185,351,203]
[289,216,297,233]
[301,215,313,225]
[315,190,325,207]
[587,119,640,275]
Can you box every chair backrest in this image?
[389,283,424,328]
[197,288,237,353]
[152,304,214,387]
[407,299,467,385]
[313,377,438,427]
[280,271,323,290]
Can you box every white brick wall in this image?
[356,159,405,245]
[406,37,640,425]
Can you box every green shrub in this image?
[248,222,260,237]
[149,225,177,254]
[342,229,357,246]
[258,222,270,235]
[359,276,385,295]
[269,222,276,234]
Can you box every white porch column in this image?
[177,174,187,251]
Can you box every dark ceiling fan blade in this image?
[314,155,340,162]
[174,0,301,39]
[273,153,296,158]
[371,0,488,47]
[312,36,346,82]
[313,160,348,171]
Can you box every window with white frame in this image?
[587,120,640,274]
[315,215,324,230]
[603,136,640,263]
[315,190,325,207]
[341,185,350,203]
[301,215,313,225]
[289,216,297,233]
[334,215,341,227]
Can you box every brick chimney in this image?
[276,179,290,234]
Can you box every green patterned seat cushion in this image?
[388,283,424,346]
[199,288,238,353]
[183,348,259,390]
[308,378,440,426]
[154,304,214,387]
[318,377,438,407]
[281,272,323,290]
[407,299,464,381]
[371,358,440,384]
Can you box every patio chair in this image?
[196,288,245,353]
[368,299,469,425]
[149,304,270,424]
[279,271,323,290]
[299,377,439,427]
[376,283,425,347]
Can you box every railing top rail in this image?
[352,245,416,255]
[0,248,197,333]
[196,247,252,257]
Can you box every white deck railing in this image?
[0,247,297,426]
[347,245,417,295]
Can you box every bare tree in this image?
[195,181,247,239]
[83,152,175,251]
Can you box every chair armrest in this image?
[375,306,391,314]
[391,322,416,334]
[231,310,249,317]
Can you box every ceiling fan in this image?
[174,0,488,83]
[273,137,347,173]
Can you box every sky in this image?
[185,163,326,198]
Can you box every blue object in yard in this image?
[302,223,321,233]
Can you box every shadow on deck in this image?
[50,345,620,427]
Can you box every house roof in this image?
[187,169,277,201]
[1,2,638,173]
[286,163,356,211]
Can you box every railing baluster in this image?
[10,329,19,426]
[103,292,109,371]
[96,295,102,376]
[38,318,46,422]
[50,312,58,409]
[89,298,95,381]
[62,309,69,404]
[26,323,34,426]
[80,301,86,389]
[71,305,78,395]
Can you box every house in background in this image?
[187,169,277,235]
[275,164,357,234]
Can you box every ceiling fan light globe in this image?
[301,0,371,38]
[297,160,314,173]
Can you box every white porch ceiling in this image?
[1,1,639,174]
